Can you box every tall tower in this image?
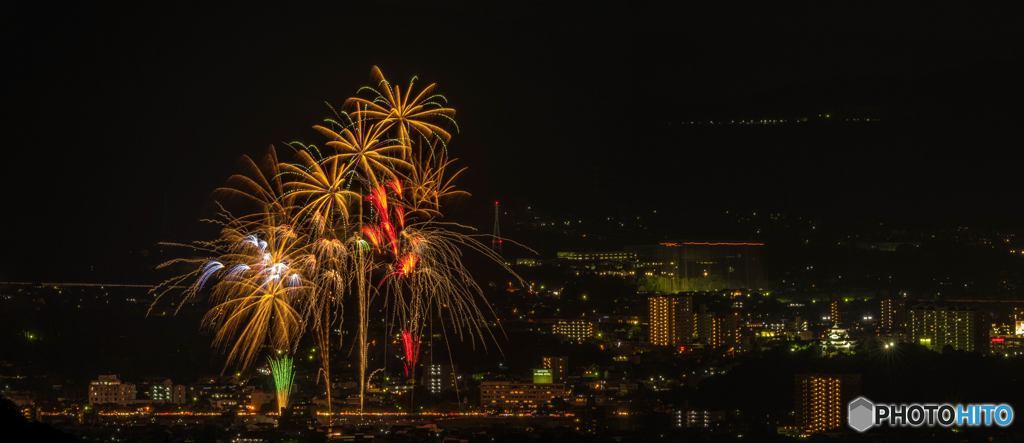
[491,200,503,253]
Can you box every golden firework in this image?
[281,147,361,233]
[405,139,470,219]
[153,66,522,417]
[313,108,410,187]
[347,65,457,154]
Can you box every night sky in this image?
[4,3,1024,281]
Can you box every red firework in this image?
[400,329,420,377]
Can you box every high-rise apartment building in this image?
[648,294,693,346]
[795,373,861,434]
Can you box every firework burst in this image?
[153,66,521,416]
[347,65,458,155]
[313,108,410,188]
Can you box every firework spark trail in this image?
[268,354,296,415]
[405,139,470,219]
[350,248,376,412]
[400,330,420,377]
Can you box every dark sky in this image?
[4,3,1024,281]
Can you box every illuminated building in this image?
[723,310,743,348]
[992,322,1014,336]
[878,298,896,333]
[647,295,693,346]
[552,319,594,342]
[829,300,841,325]
[173,384,186,404]
[631,242,764,293]
[990,336,1024,357]
[908,306,987,353]
[673,409,684,428]
[423,363,452,394]
[697,312,722,348]
[674,409,726,429]
[542,356,568,383]
[479,381,567,411]
[821,325,855,356]
[514,257,544,267]
[279,401,316,430]
[989,322,1024,357]
[189,376,251,412]
[555,251,637,276]
[532,368,553,384]
[149,380,172,402]
[142,379,185,404]
[556,251,636,262]
[88,375,137,405]
[695,308,742,349]
[795,374,861,434]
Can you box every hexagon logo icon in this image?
[848,396,875,432]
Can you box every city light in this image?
[6,8,1024,442]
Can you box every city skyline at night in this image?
[4,3,1024,443]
